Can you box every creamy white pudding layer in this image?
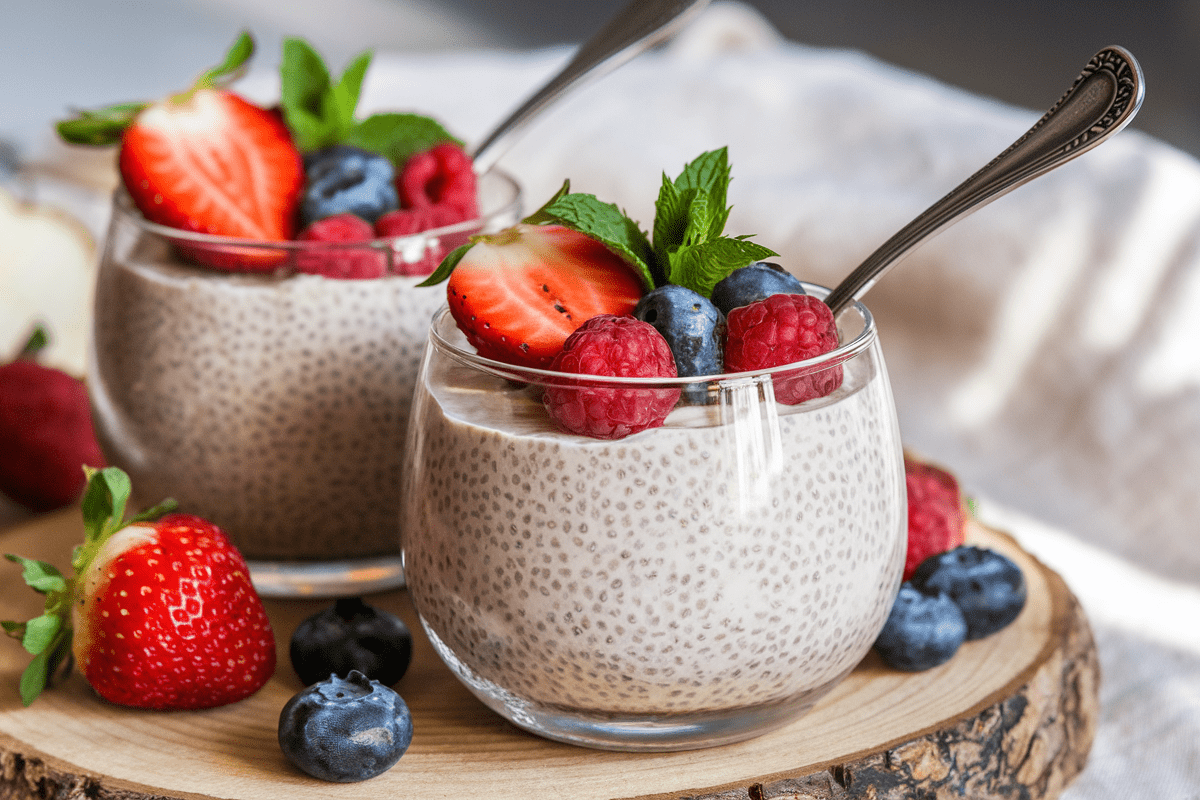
[90,232,445,560]
[404,356,906,715]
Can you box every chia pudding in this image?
[401,304,907,747]
[88,173,520,577]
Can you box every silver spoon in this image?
[470,0,711,174]
[823,46,1145,316]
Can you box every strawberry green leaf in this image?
[344,113,461,166]
[56,103,150,146]
[18,627,71,707]
[196,30,255,90]
[417,241,475,287]
[2,621,25,640]
[538,193,659,290]
[668,236,779,298]
[16,326,49,360]
[19,614,62,656]
[129,497,179,525]
[4,555,66,594]
[76,466,134,574]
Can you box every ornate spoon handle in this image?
[824,46,1145,316]
[471,0,711,175]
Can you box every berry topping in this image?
[2,467,276,708]
[724,293,842,404]
[290,598,413,687]
[397,142,479,216]
[710,261,807,315]
[299,145,399,227]
[903,455,967,579]
[442,224,644,369]
[633,284,725,404]
[375,202,477,277]
[294,213,387,279]
[0,328,106,511]
[56,32,473,277]
[911,546,1027,640]
[121,90,304,248]
[872,583,968,671]
[543,315,681,439]
[278,670,413,783]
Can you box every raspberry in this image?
[904,456,966,579]
[0,336,107,511]
[294,213,387,279]
[543,315,681,440]
[375,203,476,276]
[396,143,479,216]
[724,292,842,404]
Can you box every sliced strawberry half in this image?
[445,224,645,369]
[119,89,303,270]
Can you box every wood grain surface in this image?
[0,510,1097,800]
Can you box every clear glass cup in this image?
[400,287,907,751]
[87,170,522,598]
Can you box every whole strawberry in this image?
[2,467,276,709]
[903,455,967,580]
[0,328,106,511]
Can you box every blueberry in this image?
[710,262,807,316]
[911,546,1027,640]
[873,583,968,671]
[278,670,413,782]
[299,145,399,227]
[633,284,724,403]
[290,597,413,687]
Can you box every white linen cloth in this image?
[3,2,1198,795]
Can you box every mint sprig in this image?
[1,467,176,706]
[540,147,778,296]
[423,147,776,296]
[278,38,461,160]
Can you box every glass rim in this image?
[109,168,523,251]
[428,282,877,387]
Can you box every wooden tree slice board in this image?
[0,510,1097,800]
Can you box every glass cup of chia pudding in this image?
[87,170,522,598]
[400,285,907,751]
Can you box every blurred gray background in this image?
[1,0,1197,166]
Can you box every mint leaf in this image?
[4,555,66,594]
[332,50,371,124]
[652,177,689,259]
[668,236,779,298]
[344,113,461,166]
[539,193,658,289]
[280,38,339,151]
[673,147,731,211]
[522,180,573,225]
